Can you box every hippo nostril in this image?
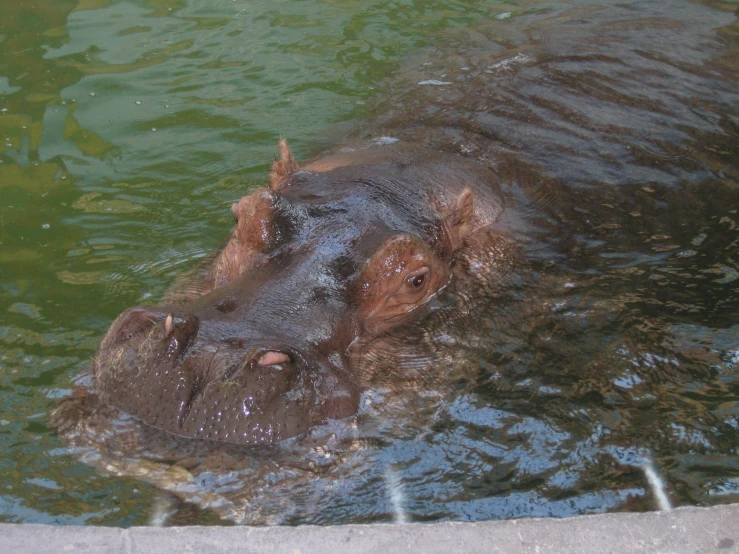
[257,351,291,366]
[102,307,160,350]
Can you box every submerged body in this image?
[89,143,505,445]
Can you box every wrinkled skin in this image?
[94,142,504,445]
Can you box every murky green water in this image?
[1,0,738,526]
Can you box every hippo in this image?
[90,141,505,446]
[48,0,739,525]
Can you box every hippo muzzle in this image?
[95,271,361,445]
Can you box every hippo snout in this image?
[94,302,360,444]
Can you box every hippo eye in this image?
[406,267,430,290]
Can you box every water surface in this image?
[1,0,738,525]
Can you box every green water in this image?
[0,0,509,525]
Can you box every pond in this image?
[1,0,738,526]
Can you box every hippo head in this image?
[94,142,503,445]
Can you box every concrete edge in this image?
[1,504,738,554]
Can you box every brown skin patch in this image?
[357,234,451,335]
[303,147,399,173]
[213,188,277,287]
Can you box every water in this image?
[1,0,738,526]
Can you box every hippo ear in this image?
[443,188,475,252]
[270,139,299,190]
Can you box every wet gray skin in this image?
[93,145,504,445]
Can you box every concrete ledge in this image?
[1,504,737,553]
